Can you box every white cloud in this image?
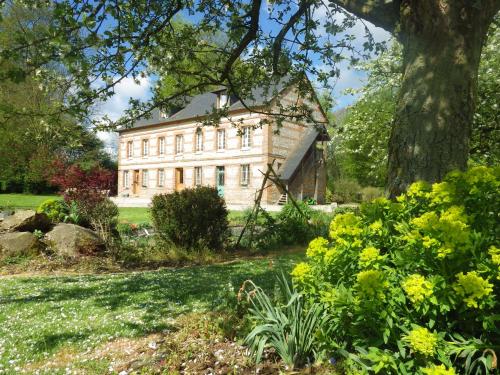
[94,76,152,158]
[312,4,391,109]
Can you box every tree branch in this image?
[330,0,400,32]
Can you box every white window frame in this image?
[217,129,226,150]
[240,164,250,186]
[127,141,133,158]
[194,167,202,186]
[175,134,184,154]
[123,170,130,188]
[142,170,148,187]
[218,92,228,108]
[157,168,165,187]
[158,137,165,155]
[142,139,149,156]
[195,128,203,152]
[241,127,251,148]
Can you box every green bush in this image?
[331,178,362,203]
[151,186,229,251]
[276,201,314,246]
[87,198,120,248]
[360,186,385,202]
[291,166,499,374]
[37,199,69,223]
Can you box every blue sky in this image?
[96,3,391,154]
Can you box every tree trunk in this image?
[387,1,495,197]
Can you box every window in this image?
[241,127,251,148]
[240,164,250,186]
[158,137,165,155]
[126,141,133,158]
[175,134,184,154]
[195,128,203,152]
[123,170,130,188]
[218,91,228,108]
[217,129,226,150]
[142,170,148,187]
[194,167,202,186]
[142,139,149,156]
[157,169,165,187]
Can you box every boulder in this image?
[44,223,105,257]
[0,232,40,258]
[0,210,52,233]
[0,210,14,221]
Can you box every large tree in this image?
[1,0,499,195]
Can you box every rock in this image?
[0,210,51,233]
[44,223,105,257]
[0,210,14,221]
[0,232,41,257]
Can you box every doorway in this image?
[133,170,140,195]
[175,168,184,191]
[216,166,225,197]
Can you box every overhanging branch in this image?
[330,0,400,32]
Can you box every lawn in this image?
[0,194,253,225]
[0,252,304,373]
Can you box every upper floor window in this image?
[142,139,149,156]
[123,170,130,188]
[195,128,203,152]
[218,91,228,108]
[158,137,165,155]
[175,134,184,154]
[142,169,148,187]
[158,168,165,187]
[241,127,251,148]
[217,129,226,150]
[240,164,250,186]
[126,141,133,158]
[194,167,203,186]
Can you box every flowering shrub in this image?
[291,167,499,374]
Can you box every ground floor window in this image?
[240,164,250,186]
[194,167,202,186]
[123,170,130,188]
[158,169,165,187]
[142,170,148,187]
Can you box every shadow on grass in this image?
[0,253,304,358]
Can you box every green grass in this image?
[0,194,255,225]
[0,193,60,209]
[118,207,150,224]
[0,252,304,373]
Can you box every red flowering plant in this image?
[49,159,117,227]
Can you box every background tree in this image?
[0,4,115,193]
[1,0,499,195]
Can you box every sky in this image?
[96,3,391,157]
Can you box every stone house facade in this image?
[116,81,329,205]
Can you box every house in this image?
[116,79,330,205]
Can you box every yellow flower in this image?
[306,237,329,258]
[329,213,362,240]
[359,246,383,266]
[291,262,312,284]
[429,181,456,206]
[369,219,383,234]
[356,269,387,299]
[402,274,433,304]
[453,271,493,308]
[489,245,500,265]
[421,364,456,375]
[404,327,438,356]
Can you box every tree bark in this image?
[387,1,498,197]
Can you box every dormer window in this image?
[218,91,228,108]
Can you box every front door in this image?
[133,170,140,195]
[216,166,225,197]
[175,168,184,191]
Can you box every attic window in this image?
[218,91,228,108]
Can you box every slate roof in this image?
[118,79,290,132]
